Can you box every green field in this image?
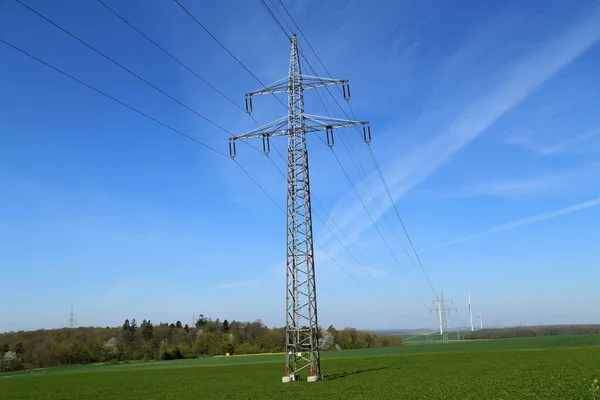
[2,335,600,399]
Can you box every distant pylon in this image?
[431,291,456,343]
[68,307,77,329]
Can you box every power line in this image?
[173,0,423,316]
[17,0,274,160]
[311,203,423,320]
[275,0,438,298]
[96,0,408,316]
[237,152,420,320]
[256,1,432,311]
[94,0,247,116]
[232,1,429,317]
[260,130,422,318]
[310,81,432,297]
[173,0,287,110]
[266,0,294,35]
[366,143,438,296]
[259,0,289,38]
[5,2,427,330]
[0,37,229,157]
[15,0,234,137]
[287,36,430,308]
[327,147,429,310]
[1,34,416,324]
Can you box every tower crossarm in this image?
[229,115,370,157]
[244,75,352,113]
[246,75,347,97]
[303,114,368,133]
[298,75,348,91]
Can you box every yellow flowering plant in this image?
[591,378,600,399]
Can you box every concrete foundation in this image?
[282,374,300,383]
[307,374,322,382]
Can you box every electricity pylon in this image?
[68,307,77,329]
[431,291,456,343]
[229,34,370,382]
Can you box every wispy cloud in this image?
[216,280,255,289]
[417,196,600,254]
[437,177,555,199]
[506,129,600,155]
[430,165,599,199]
[537,130,600,155]
[321,4,600,248]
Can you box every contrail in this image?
[320,2,600,248]
[417,197,600,253]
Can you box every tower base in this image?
[282,374,300,383]
[307,374,322,382]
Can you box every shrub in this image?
[0,351,24,372]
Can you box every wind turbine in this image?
[478,312,483,330]
[468,293,474,332]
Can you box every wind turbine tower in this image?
[431,291,456,343]
[468,293,473,332]
[479,312,483,330]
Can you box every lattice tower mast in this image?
[431,291,456,344]
[229,34,371,382]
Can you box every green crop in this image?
[1,335,599,399]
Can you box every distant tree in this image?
[176,321,183,329]
[184,324,190,333]
[15,341,24,356]
[172,345,183,359]
[169,323,175,329]
[220,334,234,355]
[141,320,154,341]
[195,314,208,327]
[0,316,400,368]
[193,332,219,356]
[159,341,170,360]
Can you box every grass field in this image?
[2,335,600,399]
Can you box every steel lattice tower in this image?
[68,307,77,329]
[431,291,456,343]
[229,34,370,382]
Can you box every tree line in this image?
[462,324,600,340]
[0,315,405,372]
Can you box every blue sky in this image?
[1,0,599,333]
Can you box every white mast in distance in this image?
[468,293,474,332]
